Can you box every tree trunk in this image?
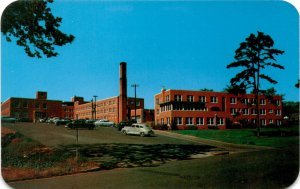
[256,52,261,137]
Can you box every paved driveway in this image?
[2,122,298,189]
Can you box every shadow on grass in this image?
[59,143,217,170]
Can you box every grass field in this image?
[174,126,299,148]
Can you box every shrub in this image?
[170,121,178,130]
[185,125,198,130]
[208,125,219,130]
[154,124,168,130]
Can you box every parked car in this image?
[117,120,137,131]
[1,116,18,123]
[38,118,47,123]
[47,117,60,124]
[85,119,96,124]
[94,119,115,127]
[54,119,71,126]
[121,123,154,137]
[66,119,95,130]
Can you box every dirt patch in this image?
[2,159,99,182]
[1,127,16,137]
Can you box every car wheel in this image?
[122,130,127,135]
[140,132,145,137]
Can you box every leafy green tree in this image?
[1,0,74,58]
[226,31,284,136]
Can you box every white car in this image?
[94,119,115,127]
[121,124,154,137]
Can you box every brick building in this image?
[154,89,283,129]
[70,62,154,123]
[1,62,154,124]
[1,91,63,122]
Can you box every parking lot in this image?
[1,122,198,147]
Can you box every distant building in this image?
[73,62,154,123]
[154,89,283,129]
[1,91,63,122]
[1,62,154,124]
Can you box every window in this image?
[199,96,206,103]
[268,109,273,114]
[13,101,20,108]
[161,118,164,125]
[43,103,47,109]
[187,95,194,102]
[269,119,273,124]
[174,117,182,125]
[230,97,236,104]
[165,95,170,102]
[174,95,182,102]
[156,109,160,114]
[136,101,140,106]
[167,117,171,125]
[243,108,249,115]
[260,99,266,105]
[260,109,266,115]
[241,98,249,105]
[251,99,257,105]
[230,108,237,115]
[275,100,281,106]
[217,118,224,125]
[207,117,214,125]
[155,98,159,105]
[210,96,218,103]
[275,109,281,116]
[261,119,266,126]
[251,109,257,115]
[185,117,193,125]
[276,120,282,126]
[196,117,204,125]
[22,102,28,108]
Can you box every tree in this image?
[226,31,284,136]
[1,0,74,58]
[223,84,246,95]
[295,80,300,88]
[199,88,214,92]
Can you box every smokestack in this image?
[119,62,127,122]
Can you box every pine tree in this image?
[227,31,284,136]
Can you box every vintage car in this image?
[121,123,154,137]
[94,119,115,127]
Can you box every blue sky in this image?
[1,0,299,109]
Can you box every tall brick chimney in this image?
[119,62,127,122]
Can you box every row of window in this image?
[230,98,280,106]
[230,108,281,116]
[13,101,47,109]
[77,108,117,116]
[159,117,225,126]
[156,95,281,106]
[158,104,208,113]
[63,108,74,112]
[157,104,281,116]
[158,117,282,126]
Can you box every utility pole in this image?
[131,84,139,121]
[91,99,93,120]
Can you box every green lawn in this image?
[174,126,299,148]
